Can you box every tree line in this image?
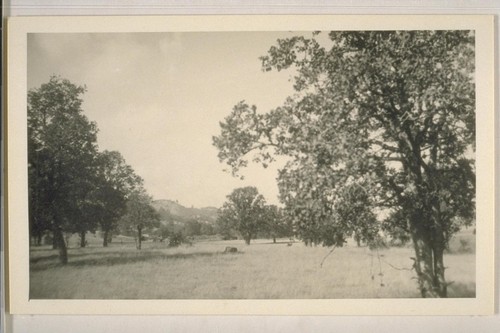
[28,77,160,263]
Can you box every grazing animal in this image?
[224,246,238,253]
[287,242,293,247]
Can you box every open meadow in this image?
[29,229,475,299]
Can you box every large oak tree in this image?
[28,77,99,263]
[213,31,475,297]
[217,187,268,245]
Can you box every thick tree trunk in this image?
[137,227,142,250]
[80,231,86,248]
[53,226,68,264]
[410,216,447,298]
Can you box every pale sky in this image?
[28,32,306,208]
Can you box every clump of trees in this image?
[28,76,157,263]
[213,31,475,297]
[217,187,292,244]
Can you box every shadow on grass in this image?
[30,250,224,272]
[250,241,298,245]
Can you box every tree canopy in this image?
[213,31,475,297]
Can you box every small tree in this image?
[121,192,160,250]
[94,150,143,247]
[217,187,267,245]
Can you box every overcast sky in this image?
[28,32,306,208]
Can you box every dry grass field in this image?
[29,229,475,299]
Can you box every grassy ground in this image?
[29,230,475,299]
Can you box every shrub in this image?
[167,231,191,247]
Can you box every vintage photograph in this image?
[26,29,477,300]
[6,15,494,316]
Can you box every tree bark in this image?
[53,226,68,264]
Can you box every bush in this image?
[167,231,191,247]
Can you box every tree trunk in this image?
[137,226,142,250]
[432,243,447,297]
[244,233,251,245]
[80,231,86,247]
[53,226,68,264]
[273,237,276,243]
[52,229,58,249]
[103,229,109,247]
[431,220,448,297]
[410,218,447,298]
[32,230,43,246]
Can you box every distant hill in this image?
[152,199,218,224]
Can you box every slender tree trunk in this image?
[103,229,109,247]
[244,233,251,245]
[52,228,58,249]
[137,226,142,250]
[53,225,68,264]
[432,243,447,297]
[80,231,86,248]
[273,237,276,243]
[431,215,448,297]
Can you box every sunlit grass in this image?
[30,232,475,299]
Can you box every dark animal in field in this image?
[287,242,293,246]
[224,246,238,253]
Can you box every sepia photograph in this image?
[6,15,495,315]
